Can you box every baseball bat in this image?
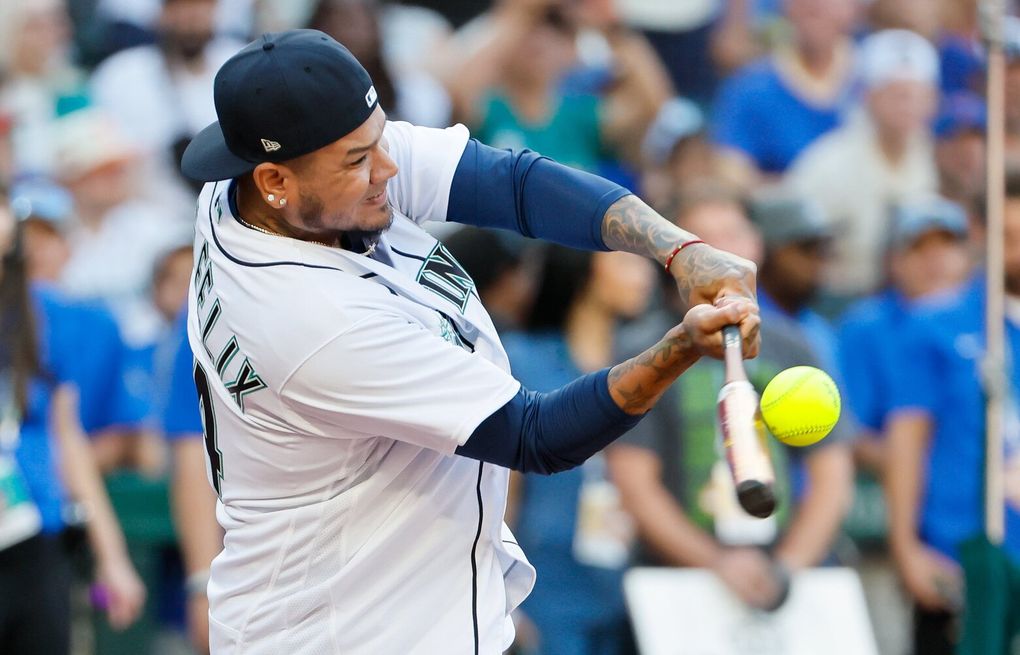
[717,325,777,518]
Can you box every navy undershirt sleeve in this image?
[455,368,644,474]
[447,139,631,251]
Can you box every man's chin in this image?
[345,206,393,253]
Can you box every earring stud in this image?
[279,198,287,207]
[267,194,275,202]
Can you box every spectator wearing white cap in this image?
[786,29,940,300]
[53,108,190,346]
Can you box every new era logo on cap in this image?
[181,31,380,182]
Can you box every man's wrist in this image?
[664,239,707,273]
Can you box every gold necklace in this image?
[235,216,336,248]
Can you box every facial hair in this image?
[298,191,394,253]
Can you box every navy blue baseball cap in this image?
[182,30,378,182]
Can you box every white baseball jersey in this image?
[187,121,536,654]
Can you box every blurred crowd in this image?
[0,0,1018,654]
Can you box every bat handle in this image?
[722,324,742,349]
[722,325,747,382]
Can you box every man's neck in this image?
[774,39,850,104]
[876,128,911,166]
[234,181,339,246]
[797,43,837,78]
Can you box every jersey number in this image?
[194,362,224,496]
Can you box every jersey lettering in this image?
[416,243,475,312]
[224,359,267,412]
[193,362,223,496]
[193,236,266,412]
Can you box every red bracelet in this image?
[664,239,706,272]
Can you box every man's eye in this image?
[351,155,368,166]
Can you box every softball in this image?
[760,366,841,447]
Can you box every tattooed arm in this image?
[602,194,758,309]
[457,298,759,474]
[608,298,759,415]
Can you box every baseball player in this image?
[180,30,759,654]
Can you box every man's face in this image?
[11,5,71,75]
[766,239,828,305]
[1004,197,1020,294]
[936,130,985,202]
[891,230,971,298]
[679,201,764,266]
[22,219,70,284]
[784,0,857,50]
[285,107,398,236]
[868,80,937,137]
[159,0,216,61]
[65,159,135,212]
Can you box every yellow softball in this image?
[760,366,841,447]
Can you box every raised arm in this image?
[448,142,760,349]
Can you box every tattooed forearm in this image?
[608,326,700,415]
[601,194,757,307]
[601,195,694,263]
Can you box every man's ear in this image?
[252,163,296,208]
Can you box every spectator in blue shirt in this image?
[885,176,1020,655]
[502,244,655,655]
[0,191,144,655]
[19,211,154,473]
[711,0,859,177]
[838,198,973,472]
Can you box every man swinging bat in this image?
[180,29,760,654]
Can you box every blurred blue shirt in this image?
[16,287,149,533]
[889,276,1020,562]
[711,58,853,173]
[838,291,913,433]
[159,313,203,440]
[501,331,630,653]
